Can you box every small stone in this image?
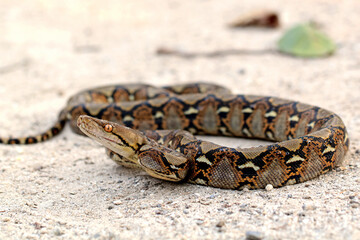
[223,202,231,208]
[113,200,122,205]
[194,193,201,198]
[200,199,211,205]
[350,203,359,208]
[93,233,101,238]
[336,166,348,172]
[216,220,225,228]
[53,229,63,236]
[108,206,114,210]
[298,212,306,217]
[302,204,317,211]
[208,194,216,199]
[183,209,189,214]
[355,149,360,154]
[195,219,204,225]
[34,222,43,230]
[32,164,44,171]
[243,187,250,192]
[265,184,273,191]
[155,209,166,215]
[350,200,360,208]
[246,231,264,240]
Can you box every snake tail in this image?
[0,109,67,144]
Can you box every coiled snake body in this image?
[1,83,349,189]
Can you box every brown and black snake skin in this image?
[1,83,349,189]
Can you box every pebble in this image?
[53,228,63,236]
[216,220,225,228]
[113,200,122,205]
[155,209,166,215]
[195,219,204,225]
[200,199,211,205]
[32,164,44,171]
[302,204,317,211]
[246,231,264,240]
[34,222,43,230]
[208,194,216,199]
[194,193,201,198]
[350,200,359,208]
[265,184,273,191]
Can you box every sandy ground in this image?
[0,0,359,239]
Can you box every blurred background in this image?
[1,0,359,136]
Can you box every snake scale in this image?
[1,83,349,189]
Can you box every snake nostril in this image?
[76,116,84,126]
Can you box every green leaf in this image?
[277,23,336,58]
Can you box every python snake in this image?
[1,83,349,189]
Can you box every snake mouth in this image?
[103,136,120,145]
[77,115,124,147]
[77,116,102,139]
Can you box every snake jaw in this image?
[77,115,147,163]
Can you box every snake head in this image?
[77,115,190,182]
[77,115,148,162]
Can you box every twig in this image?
[156,47,276,58]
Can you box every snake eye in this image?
[104,124,113,132]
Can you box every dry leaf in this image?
[229,10,279,28]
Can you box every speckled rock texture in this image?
[0,1,359,239]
